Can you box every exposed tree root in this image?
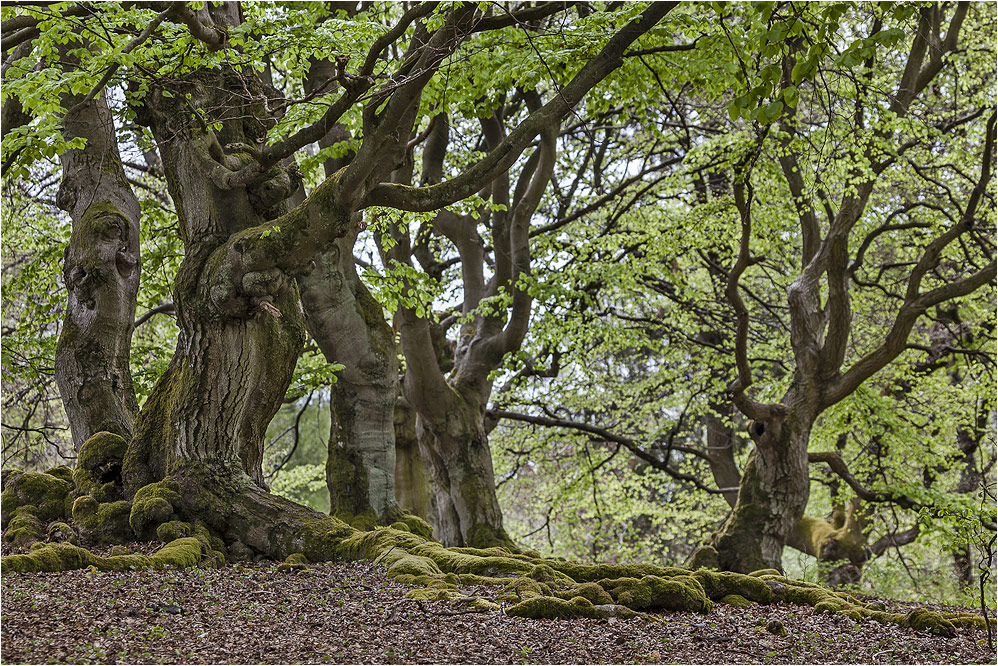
[2,460,994,638]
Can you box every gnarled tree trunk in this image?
[55,88,141,449]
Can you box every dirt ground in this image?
[1,558,995,665]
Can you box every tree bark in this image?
[55,88,141,449]
[394,397,437,527]
[414,388,511,548]
[122,55,309,499]
[299,234,400,521]
[710,395,813,572]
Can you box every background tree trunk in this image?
[55,89,141,449]
[415,389,510,548]
[299,234,400,521]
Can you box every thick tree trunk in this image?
[415,390,511,548]
[394,397,437,527]
[710,404,813,572]
[299,235,399,520]
[55,90,141,449]
[122,59,307,502]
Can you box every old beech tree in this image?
[2,2,674,556]
[2,1,994,584]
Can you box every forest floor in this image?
[1,546,995,665]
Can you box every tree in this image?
[485,2,996,576]
[2,0,675,558]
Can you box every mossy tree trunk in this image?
[394,397,437,528]
[55,86,141,449]
[123,59,309,499]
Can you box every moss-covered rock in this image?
[694,570,773,603]
[386,553,442,578]
[720,594,753,608]
[947,613,997,631]
[156,520,193,542]
[277,552,309,573]
[1,471,73,528]
[1,537,205,574]
[553,582,614,605]
[687,544,720,570]
[395,514,433,540]
[506,595,603,619]
[73,497,133,545]
[73,432,129,500]
[503,577,552,601]
[905,608,957,637]
[749,568,781,577]
[468,597,501,611]
[603,575,712,613]
[2,510,44,547]
[43,466,74,485]
[109,545,130,556]
[46,521,77,545]
[129,480,182,540]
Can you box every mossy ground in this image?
[2,442,994,639]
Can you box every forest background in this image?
[1,0,995,616]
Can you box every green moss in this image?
[73,497,133,545]
[1,472,73,528]
[109,545,130,557]
[74,432,128,498]
[46,522,77,545]
[129,480,182,540]
[553,582,613,605]
[506,595,601,619]
[606,575,713,613]
[504,577,552,600]
[720,594,753,608]
[546,560,688,582]
[468,598,501,611]
[905,608,957,637]
[465,521,516,550]
[149,537,205,569]
[814,598,849,614]
[386,554,442,578]
[694,570,774,603]
[749,568,781,577]
[389,521,411,533]
[2,511,43,547]
[156,521,193,542]
[44,466,74,484]
[277,552,309,573]
[946,613,996,631]
[409,542,533,577]
[396,514,432,539]
[687,545,720,570]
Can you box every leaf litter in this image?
[1,559,994,664]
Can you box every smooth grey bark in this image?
[393,396,436,525]
[294,50,404,523]
[54,88,141,449]
[299,231,399,520]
